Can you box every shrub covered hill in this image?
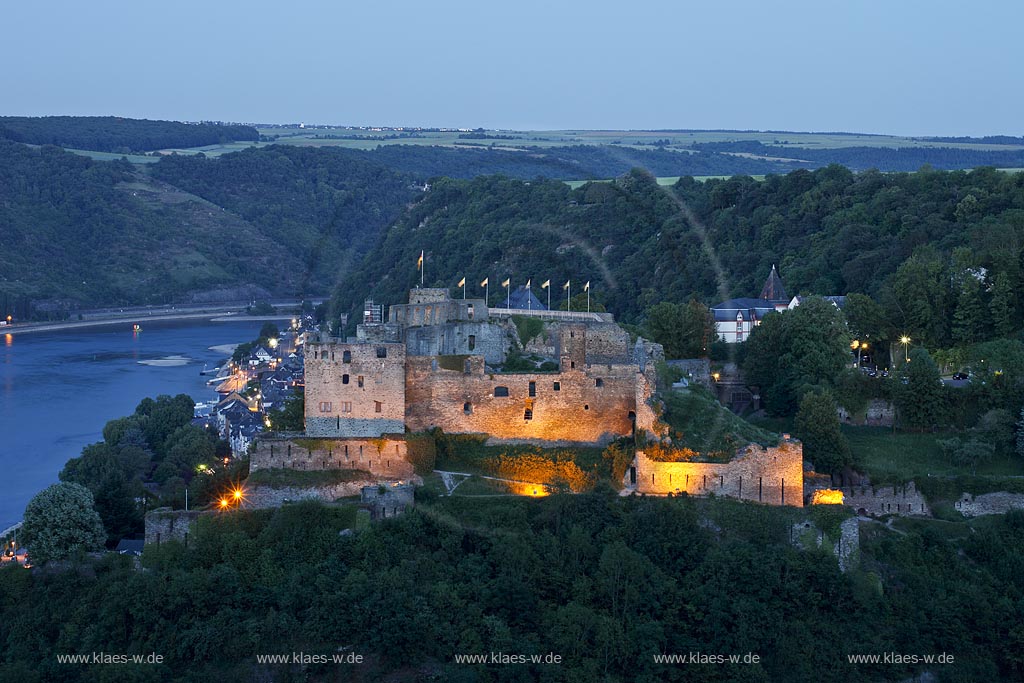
[330,165,1024,328]
[0,142,416,313]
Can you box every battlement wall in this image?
[633,438,804,507]
[250,436,414,478]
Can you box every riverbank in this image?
[5,311,293,336]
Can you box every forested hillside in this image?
[330,166,1024,334]
[0,116,258,153]
[0,142,415,314]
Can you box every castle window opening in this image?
[553,381,560,391]
[342,374,350,384]
[376,347,387,358]
[571,361,576,369]
[468,334,476,351]
[357,376,364,388]
[342,350,351,363]
[374,401,383,413]
[341,401,352,413]
[584,404,589,410]
[529,381,536,397]
[524,408,533,420]
[595,378,604,388]
[319,401,332,413]
[494,386,510,397]
[464,402,472,414]
[467,304,475,320]
[331,351,335,361]
[570,331,574,338]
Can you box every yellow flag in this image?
[502,278,510,288]
[458,277,465,287]
[541,280,550,289]
[480,277,488,287]
[417,250,423,270]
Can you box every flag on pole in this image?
[584,281,590,291]
[458,277,465,287]
[480,277,488,287]
[417,251,423,270]
[563,280,570,290]
[525,279,531,289]
[541,280,550,289]
[502,278,510,288]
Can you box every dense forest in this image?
[3,493,1022,682]
[329,165,1024,330]
[0,142,415,315]
[0,116,258,153]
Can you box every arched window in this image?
[494,386,510,397]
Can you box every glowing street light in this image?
[900,335,911,363]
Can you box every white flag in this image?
[584,281,590,291]
[541,280,550,289]
[563,280,570,290]
[525,279,531,289]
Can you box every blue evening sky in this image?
[2,0,1021,135]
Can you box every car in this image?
[952,372,968,380]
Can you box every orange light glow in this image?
[218,498,230,509]
[231,487,244,502]
[811,489,845,505]
[4,333,11,347]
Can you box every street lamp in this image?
[900,335,911,363]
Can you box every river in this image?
[0,319,272,530]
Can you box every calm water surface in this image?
[0,320,269,529]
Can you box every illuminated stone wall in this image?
[405,356,640,444]
[404,320,511,364]
[632,437,804,507]
[250,436,414,478]
[304,341,406,437]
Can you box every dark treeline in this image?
[0,116,258,153]
[329,165,1024,331]
[2,493,1022,681]
[691,140,1024,171]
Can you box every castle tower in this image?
[558,323,587,372]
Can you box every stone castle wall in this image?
[404,321,511,364]
[838,482,930,517]
[144,509,206,546]
[632,438,804,507]
[955,492,1024,517]
[250,436,414,478]
[304,341,406,437]
[405,356,639,444]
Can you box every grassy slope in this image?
[660,385,779,456]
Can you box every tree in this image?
[259,322,280,340]
[20,482,106,563]
[678,299,717,358]
[266,394,305,432]
[843,293,888,342]
[888,249,951,347]
[643,302,685,359]
[794,390,853,477]
[952,275,986,345]
[990,271,1016,338]
[894,348,946,430]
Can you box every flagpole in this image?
[486,281,489,306]
[587,286,590,313]
[567,282,571,311]
[547,286,550,311]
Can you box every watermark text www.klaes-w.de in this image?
[255,652,365,665]
[653,652,760,665]
[57,652,163,665]
[453,652,562,665]
[848,652,955,665]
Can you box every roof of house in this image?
[710,298,786,322]
[115,539,145,556]
[496,285,548,311]
[759,265,787,301]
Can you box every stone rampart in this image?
[144,509,207,546]
[250,436,414,478]
[955,492,1024,517]
[632,437,804,506]
[837,482,930,517]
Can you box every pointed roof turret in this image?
[759,265,787,301]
